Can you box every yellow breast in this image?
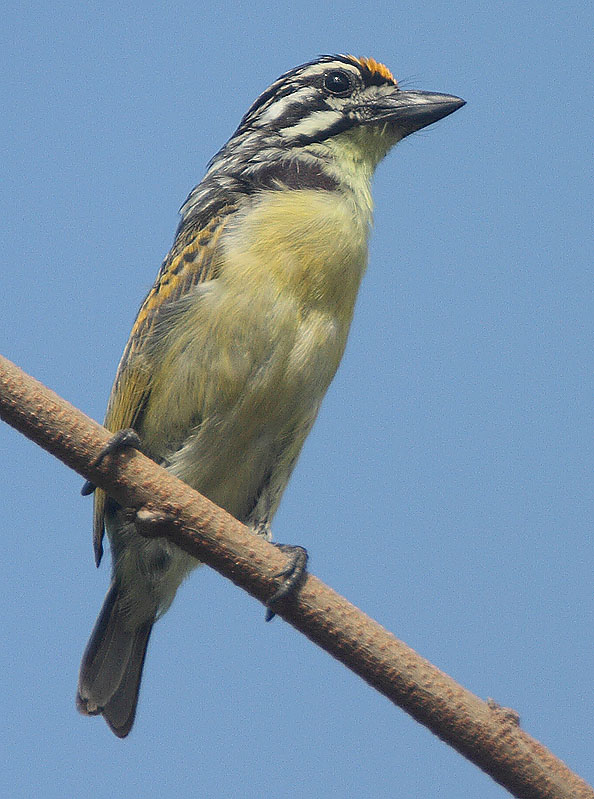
[221,187,372,325]
[140,187,373,465]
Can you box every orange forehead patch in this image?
[352,56,396,85]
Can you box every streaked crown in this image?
[233,55,398,144]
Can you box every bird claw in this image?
[265,544,308,621]
[80,428,142,496]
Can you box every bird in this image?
[76,54,464,737]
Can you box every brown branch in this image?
[0,351,591,799]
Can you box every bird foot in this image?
[81,428,142,495]
[265,543,308,621]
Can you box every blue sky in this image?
[1,2,592,797]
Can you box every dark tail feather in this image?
[101,620,153,737]
[77,581,155,738]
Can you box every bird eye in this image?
[323,70,352,96]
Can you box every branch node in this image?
[487,698,521,727]
[134,507,178,537]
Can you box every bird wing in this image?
[92,211,231,566]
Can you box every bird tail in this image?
[77,580,154,738]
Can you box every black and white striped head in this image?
[234,55,402,146]
[219,55,462,156]
[179,56,463,227]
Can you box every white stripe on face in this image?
[257,86,318,125]
[296,61,360,81]
[279,109,344,140]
